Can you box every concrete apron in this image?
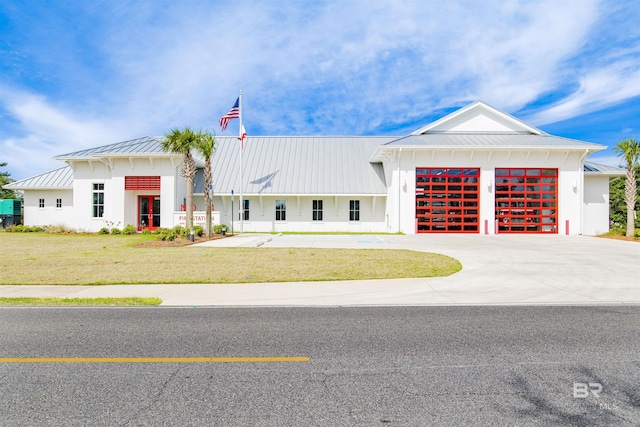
[1,234,638,306]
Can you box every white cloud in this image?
[0,86,131,178]
[524,60,640,126]
[587,152,626,168]
[86,0,604,134]
[1,0,639,179]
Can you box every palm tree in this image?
[161,127,199,231]
[194,131,217,237]
[614,138,640,237]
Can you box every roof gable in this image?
[411,101,544,135]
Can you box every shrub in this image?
[111,227,122,235]
[43,225,75,234]
[5,225,45,233]
[213,224,229,234]
[141,229,152,235]
[608,223,626,236]
[122,224,136,235]
[180,227,191,239]
[155,228,177,241]
[194,225,204,237]
[98,227,110,235]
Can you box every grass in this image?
[597,228,640,242]
[0,233,461,285]
[0,297,162,306]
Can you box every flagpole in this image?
[239,90,243,233]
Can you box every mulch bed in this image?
[596,234,639,243]
[136,234,230,247]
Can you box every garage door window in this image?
[495,168,557,233]
[416,168,480,233]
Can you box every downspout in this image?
[398,148,402,233]
[578,149,589,235]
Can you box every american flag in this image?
[219,98,239,132]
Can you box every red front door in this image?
[138,196,161,230]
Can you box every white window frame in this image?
[242,199,250,221]
[349,200,360,221]
[312,200,323,221]
[275,199,286,221]
[92,183,104,218]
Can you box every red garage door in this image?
[416,168,480,233]
[495,168,558,233]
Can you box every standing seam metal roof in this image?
[5,166,74,189]
[54,136,171,158]
[381,133,606,149]
[583,161,625,174]
[207,136,393,195]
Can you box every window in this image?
[349,200,360,221]
[56,198,62,208]
[38,198,44,208]
[92,183,104,218]
[242,199,250,221]
[276,200,286,221]
[312,200,323,221]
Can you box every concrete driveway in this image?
[239,233,640,305]
[1,234,638,306]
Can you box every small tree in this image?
[614,138,640,237]
[0,161,18,199]
[194,131,217,237]
[161,128,199,231]
[610,165,640,230]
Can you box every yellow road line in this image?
[0,357,310,363]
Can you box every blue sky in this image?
[1,0,639,180]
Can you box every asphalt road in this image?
[0,306,638,426]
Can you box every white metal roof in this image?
[583,161,626,175]
[383,133,605,149]
[54,136,174,159]
[370,133,606,162]
[5,166,73,190]
[205,136,393,195]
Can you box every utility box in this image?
[0,199,22,228]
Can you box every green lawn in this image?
[0,233,461,285]
[0,297,162,306]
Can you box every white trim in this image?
[411,101,545,135]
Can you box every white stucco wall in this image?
[22,190,74,227]
[53,158,179,232]
[382,149,585,235]
[208,194,387,233]
[583,174,611,236]
[19,149,609,236]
